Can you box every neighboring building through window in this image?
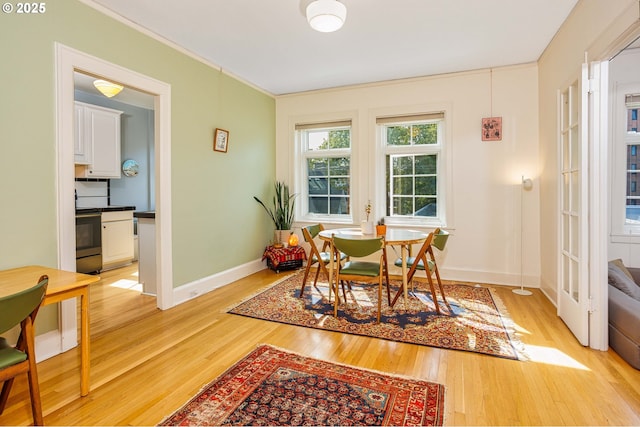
[296,121,351,221]
[378,112,445,226]
[625,94,640,226]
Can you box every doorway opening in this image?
[73,70,155,296]
[55,43,173,357]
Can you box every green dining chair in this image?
[0,275,48,426]
[392,228,451,314]
[300,224,347,299]
[331,235,389,323]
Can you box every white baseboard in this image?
[172,258,265,306]
[438,267,541,289]
[35,330,69,363]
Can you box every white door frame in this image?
[55,43,173,352]
[587,60,609,351]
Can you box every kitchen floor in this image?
[87,262,158,338]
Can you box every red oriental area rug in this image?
[159,345,445,426]
[228,271,526,360]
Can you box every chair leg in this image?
[433,265,452,314]
[24,317,43,425]
[313,264,321,283]
[382,247,391,305]
[333,277,339,317]
[0,378,15,415]
[300,261,314,298]
[390,282,403,308]
[26,366,43,426]
[377,279,382,323]
[426,273,441,314]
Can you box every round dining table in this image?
[318,227,428,310]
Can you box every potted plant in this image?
[376,218,387,236]
[254,181,297,246]
[361,200,374,234]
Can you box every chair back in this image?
[0,275,48,335]
[302,224,323,242]
[332,235,384,258]
[432,228,449,252]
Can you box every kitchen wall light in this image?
[93,79,124,98]
[306,0,347,33]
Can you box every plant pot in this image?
[274,229,292,246]
[361,221,374,235]
[376,225,387,236]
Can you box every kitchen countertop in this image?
[133,211,155,219]
[76,206,136,214]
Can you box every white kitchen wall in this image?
[276,63,541,287]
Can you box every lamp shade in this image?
[93,79,124,98]
[306,0,347,33]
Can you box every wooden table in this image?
[0,265,100,396]
[319,227,427,309]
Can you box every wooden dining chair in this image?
[0,275,49,426]
[331,235,389,323]
[300,224,347,298]
[391,228,451,314]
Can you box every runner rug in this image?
[228,271,526,360]
[159,344,445,426]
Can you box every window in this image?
[378,113,445,225]
[297,121,351,220]
[625,95,640,226]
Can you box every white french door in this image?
[558,61,609,349]
[558,64,590,345]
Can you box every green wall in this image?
[0,1,275,290]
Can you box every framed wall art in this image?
[213,128,229,152]
[481,117,502,141]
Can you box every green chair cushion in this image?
[340,261,381,277]
[394,257,434,271]
[312,251,347,264]
[0,337,27,369]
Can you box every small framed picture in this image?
[213,128,229,153]
[481,117,502,141]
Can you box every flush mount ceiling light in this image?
[93,79,124,98]
[306,0,347,33]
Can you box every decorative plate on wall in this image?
[122,159,139,177]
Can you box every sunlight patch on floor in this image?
[348,288,375,307]
[109,278,143,292]
[525,344,591,370]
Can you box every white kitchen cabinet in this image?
[74,102,123,178]
[136,213,156,296]
[74,103,91,164]
[101,210,134,270]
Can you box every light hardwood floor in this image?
[2,263,640,426]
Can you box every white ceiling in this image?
[87,0,579,96]
[74,71,155,109]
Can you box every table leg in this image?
[330,246,340,317]
[401,244,408,310]
[80,289,90,396]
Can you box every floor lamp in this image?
[513,176,534,296]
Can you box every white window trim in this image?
[611,82,640,243]
[372,104,453,229]
[291,112,358,225]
